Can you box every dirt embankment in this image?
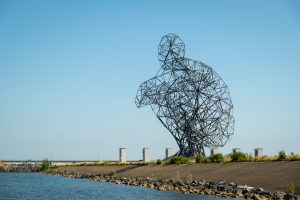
[57,161,300,195]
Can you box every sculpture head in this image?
[158,33,185,70]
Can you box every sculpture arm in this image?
[135,77,161,108]
[135,72,172,108]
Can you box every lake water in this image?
[0,173,238,200]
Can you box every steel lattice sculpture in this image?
[135,33,234,157]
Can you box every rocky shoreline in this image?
[0,165,40,173]
[44,169,296,200]
[1,166,297,200]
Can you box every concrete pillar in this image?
[119,148,126,162]
[211,148,220,156]
[233,148,241,154]
[143,148,150,162]
[165,148,173,159]
[254,148,263,157]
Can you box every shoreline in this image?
[54,161,300,196]
[42,168,280,199]
[1,162,299,199]
[44,169,246,198]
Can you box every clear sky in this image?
[0,0,299,160]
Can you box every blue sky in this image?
[0,0,299,160]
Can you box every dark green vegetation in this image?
[209,154,224,163]
[169,156,190,164]
[231,152,247,162]
[195,155,207,163]
[165,150,300,165]
[168,154,224,164]
[195,154,224,163]
[41,159,50,171]
[278,150,287,161]
[156,159,162,165]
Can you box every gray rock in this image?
[217,185,225,191]
[235,189,243,195]
[273,191,284,199]
[229,182,236,187]
[258,191,271,197]
[218,179,225,185]
[284,193,297,200]
[254,187,264,193]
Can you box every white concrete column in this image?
[119,148,126,162]
[211,148,220,156]
[165,148,173,159]
[143,148,150,162]
[254,148,263,157]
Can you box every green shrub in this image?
[278,150,287,161]
[231,152,247,162]
[209,154,224,163]
[171,176,181,183]
[41,159,50,171]
[156,159,162,165]
[288,155,300,161]
[169,156,190,164]
[287,183,296,194]
[245,153,254,162]
[171,171,182,183]
[195,155,208,163]
[185,174,193,184]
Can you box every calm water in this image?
[0,173,237,200]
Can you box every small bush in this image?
[245,153,254,162]
[172,176,181,184]
[185,174,193,184]
[288,155,300,161]
[171,171,181,183]
[41,159,50,171]
[255,155,271,162]
[287,183,296,194]
[231,152,247,162]
[278,150,287,161]
[209,154,224,163]
[156,159,162,165]
[195,155,207,163]
[169,156,190,164]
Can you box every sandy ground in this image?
[57,161,300,195]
